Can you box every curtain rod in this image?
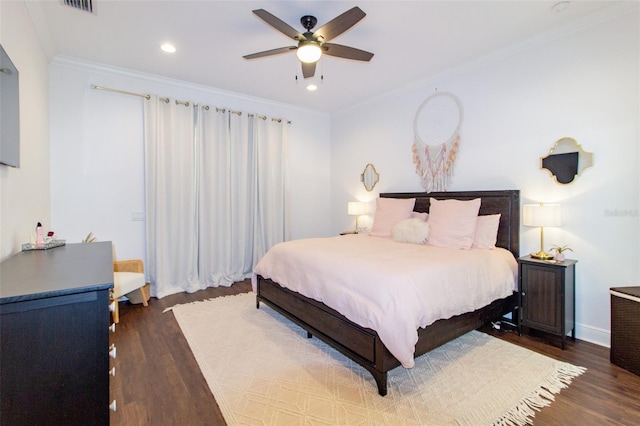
[214,107,291,124]
[157,97,208,109]
[90,84,151,100]
[91,84,291,124]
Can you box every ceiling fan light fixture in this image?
[296,42,322,63]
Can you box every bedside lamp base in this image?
[531,250,555,260]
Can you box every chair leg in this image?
[139,288,149,307]
[125,284,150,306]
[112,299,120,324]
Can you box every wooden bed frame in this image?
[256,190,520,396]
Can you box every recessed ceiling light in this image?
[161,43,176,53]
[306,84,318,91]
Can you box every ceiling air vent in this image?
[63,0,94,14]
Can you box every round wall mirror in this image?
[361,163,379,191]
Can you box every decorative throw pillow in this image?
[392,218,430,244]
[369,197,416,238]
[426,197,481,249]
[473,214,501,249]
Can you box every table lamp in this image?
[348,202,368,233]
[523,203,561,259]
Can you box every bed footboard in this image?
[256,275,393,395]
[255,275,517,396]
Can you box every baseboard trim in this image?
[576,323,610,348]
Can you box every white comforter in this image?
[252,234,517,368]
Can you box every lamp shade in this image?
[348,201,368,216]
[523,203,561,227]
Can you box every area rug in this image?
[167,293,585,425]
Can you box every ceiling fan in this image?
[243,6,374,79]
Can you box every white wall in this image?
[49,58,332,262]
[331,8,639,347]
[0,1,51,260]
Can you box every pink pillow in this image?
[370,198,416,238]
[426,198,481,249]
[473,214,501,249]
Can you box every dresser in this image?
[0,242,114,425]
[517,256,577,349]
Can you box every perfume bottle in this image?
[35,222,45,247]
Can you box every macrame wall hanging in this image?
[412,92,464,192]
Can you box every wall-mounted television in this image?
[0,44,20,168]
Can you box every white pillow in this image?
[370,198,416,238]
[473,214,501,249]
[426,197,481,249]
[392,218,430,244]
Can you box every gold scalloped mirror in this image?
[540,137,593,185]
[361,163,379,191]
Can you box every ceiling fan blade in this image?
[322,43,374,61]
[314,7,366,42]
[243,46,296,60]
[302,62,316,79]
[252,9,305,40]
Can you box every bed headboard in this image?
[380,190,520,258]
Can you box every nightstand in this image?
[517,256,577,349]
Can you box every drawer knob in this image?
[109,323,116,333]
[109,400,117,412]
[109,301,116,312]
[109,344,117,359]
[110,367,116,377]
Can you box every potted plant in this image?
[550,244,573,262]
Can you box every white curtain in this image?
[144,98,288,297]
[198,109,255,286]
[144,97,199,298]
[254,117,288,264]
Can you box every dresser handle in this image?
[109,323,116,333]
[521,292,526,296]
[109,400,117,412]
[110,367,116,377]
[109,345,117,359]
[109,301,116,312]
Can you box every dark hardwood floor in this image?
[110,281,640,425]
